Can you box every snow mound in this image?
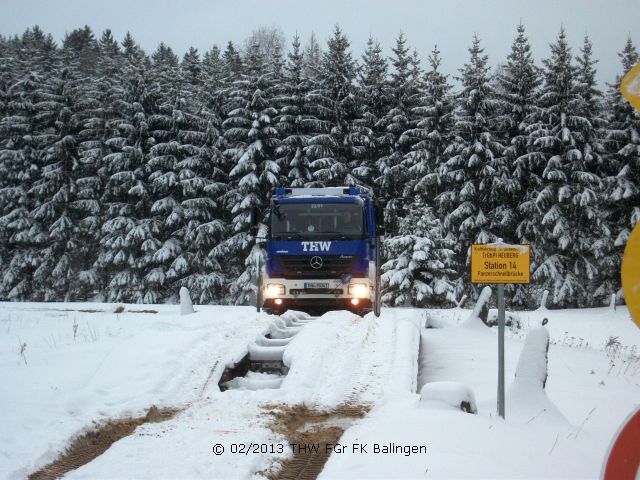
[419,381,477,413]
[461,286,492,330]
[269,321,300,339]
[222,371,283,391]
[273,317,301,331]
[179,287,194,315]
[281,310,311,322]
[507,326,568,425]
[385,320,420,398]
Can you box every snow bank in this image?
[462,285,492,330]
[384,320,420,398]
[514,326,550,388]
[419,381,477,413]
[507,326,567,425]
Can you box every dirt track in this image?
[264,403,370,480]
[29,406,179,480]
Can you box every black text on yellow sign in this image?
[470,244,531,284]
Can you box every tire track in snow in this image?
[341,316,396,406]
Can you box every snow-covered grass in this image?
[1,302,638,479]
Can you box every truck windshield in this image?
[270,202,364,240]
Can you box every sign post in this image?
[470,242,531,419]
[497,283,505,418]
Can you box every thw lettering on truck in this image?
[301,241,332,252]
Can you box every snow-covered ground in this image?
[1,302,638,479]
[321,306,640,479]
[0,303,269,479]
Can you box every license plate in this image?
[304,282,330,289]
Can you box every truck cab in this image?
[261,187,383,317]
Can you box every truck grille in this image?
[290,288,344,295]
[275,255,358,279]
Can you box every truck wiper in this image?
[319,232,356,240]
[283,233,305,240]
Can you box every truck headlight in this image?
[348,283,369,298]
[265,284,285,297]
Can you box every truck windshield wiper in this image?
[277,233,304,240]
[318,232,357,240]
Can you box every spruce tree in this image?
[376,33,422,235]
[275,34,314,187]
[302,33,323,80]
[495,24,541,248]
[179,110,228,304]
[352,36,389,190]
[305,26,358,186]
[381,200,455,307]
[29,66,82,301]
[405,45,454,208]
[95,34,151,302]
[220,42,280,304]
[438,35,503,298]
[523,29,604,307]
[0,70,47,299]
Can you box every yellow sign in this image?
[621,223,640,328]
[621,63,640,112]
[471,244,530,284]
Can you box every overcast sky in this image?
[2,0,638,86]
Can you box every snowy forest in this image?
[0,24,638,309]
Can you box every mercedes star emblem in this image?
[310,256,323,269]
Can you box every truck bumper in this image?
[262,297,372,316]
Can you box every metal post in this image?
[497,283,505,419]
[256,254,262,313]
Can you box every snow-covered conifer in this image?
[305,26,358,186]
[275,34,314,187]
[381,201,455,307]
[405,45,454,208]
[220,42,280,304]
[351,36,389,190]
[438,35,503,297]
[494,24,541,248]
[376,33,422,234]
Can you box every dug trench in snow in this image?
[28,406,180,480]
[262,403,370,480]
[217,352,290,391]
[219,314,309,391]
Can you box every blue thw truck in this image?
[259,187,384,317]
